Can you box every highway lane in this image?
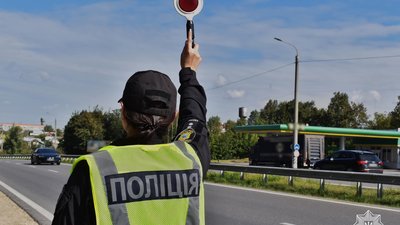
[1,159,399,225]
[0,160,69,217]
[205,183,400,225]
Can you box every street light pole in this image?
[274,37,300,169]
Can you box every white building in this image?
[0,123,46,151]
[0,123,45,135]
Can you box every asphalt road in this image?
[1,159,400,225]
[0,160,68,214]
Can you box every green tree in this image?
[260,100,280,124]
[390,96,400,129]
[208,118,257,160]
[207,116,223,160]
[368,112,392,129]
[103,109,124,141]
[43,125,54,132]
[37,133,47,142]
[326,92,353,127]
[63,110,104,154]
[248,110,264,125]
[224,120,237,131]
[260,99,324,126]
[234,118,258,159]
[325,92,367,128]
[207,116,223,135]
[298,101,325,126]
[350,102,368,128]
[4,126,27,154]
[223,120,257,159]
[212,119,240,160]
[275,101,293,124]
[214,131,239,160]
[56,129,63,138]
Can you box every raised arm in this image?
[175,29,210,173]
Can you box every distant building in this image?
[0,138,4,151]
[0,123,45,136]
[0,123,50,151]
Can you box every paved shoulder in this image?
[0,191,38,225]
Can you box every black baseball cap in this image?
[118,70,177,118]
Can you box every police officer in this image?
[52,29,210,225]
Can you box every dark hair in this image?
[124,109,173,141]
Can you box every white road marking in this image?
[205,182,400,213]
[48,169,59,173]
[29,165,36,168]
[280,223,296,225]
[384,172,400,176]
[0,179,53,221]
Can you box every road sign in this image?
[294,143,300,151]
[294,150,300,157]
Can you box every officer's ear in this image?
[166,111,178,127]
[120,102,129,132]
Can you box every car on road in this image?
[31,148,61,165]
[313,150,383,173]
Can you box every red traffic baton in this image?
[174,0,204,47]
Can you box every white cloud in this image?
[1,1,400,125]
[350,91,364,103]
[227,89,245,99]
[369,90,381,101]
[216,74,227,86]
[350,90,381,102]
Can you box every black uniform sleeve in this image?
[175,68,210,174]
[52,161,96,225]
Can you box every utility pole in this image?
[274,37,300,169]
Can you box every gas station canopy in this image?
[235,124,400,139]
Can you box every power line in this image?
[207,54,400,91]
[302,54,400,63]
[207,62,293,91]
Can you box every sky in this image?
[0,0,399,129]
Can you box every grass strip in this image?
[205,171,400,208]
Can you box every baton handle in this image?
[186,20,195,48]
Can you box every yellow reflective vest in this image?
[72,141,205,225]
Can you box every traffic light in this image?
[174,0,203,47]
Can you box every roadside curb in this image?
[0,182,52,225]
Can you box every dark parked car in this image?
[31,148,61,165]
[313,150,383,173]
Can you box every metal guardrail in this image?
[1,155,399,198]
[209,163,400,198]
[0,154,80,163]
